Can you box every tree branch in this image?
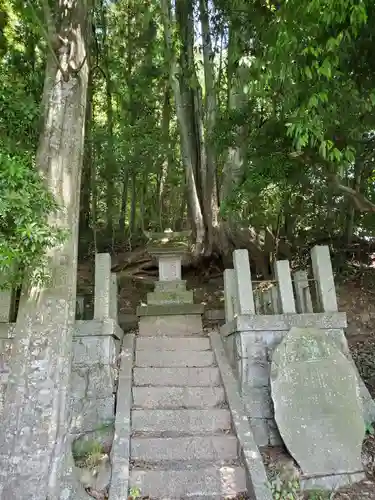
[328,174,375,212]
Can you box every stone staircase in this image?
[129,322,248,498]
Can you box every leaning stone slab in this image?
[271,327,365,485]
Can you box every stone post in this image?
[311,245,338,312]
[274,260,296,313]
[110,273,118,321]
[0,290,11,323]
[223,269,237,322]
[293,270,313,313]
[270,286,280,314]
[94,253,111,320]
[233,249,255,315]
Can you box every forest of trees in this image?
[1,0,375,286]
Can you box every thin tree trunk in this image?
[158,84,171,229]
[130,170,137,237]
[119,167,129,232]
[80,66,93,233]
[199,0,219,250]
[161,0,205,255]
[0,1,90,498]
[101,0,116,233]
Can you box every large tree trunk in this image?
[199,0,220,252]
[0,1,90,499]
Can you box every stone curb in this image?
[108,333,135,500]
[221,312,347,336]
[209,331,273,500]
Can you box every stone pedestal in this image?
[146,247,193,306]
[70,319,123,434]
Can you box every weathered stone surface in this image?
[154,280,187,292]
[138,314,203,336]
[73,336,117,366]
[131,409,231,433]
[146,290,193,305]
[131,435,238,461]
[70,396,115,434]
[137,303,204,317]
[129,465,247,498]
[108,334,134,500]
[271,327,365,478]
[0,290,11,322]
[70,364,115,399]
[136,336,210,351]
[132,386,225,409]
[135,350,214,367]
[133,366,221,386]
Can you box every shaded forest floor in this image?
[77,243,375,499]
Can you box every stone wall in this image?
[70,319,122,434]
[0,319,123,433]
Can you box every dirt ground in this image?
[77,255,375,499]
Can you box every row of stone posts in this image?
[224,245,337,321]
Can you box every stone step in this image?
[131,435,238,461]
[147,290,194,305]
[135,350,215,368]
[138,313,203,336]
[131,409,231,434]
[129,464,247,498]
[133,367,221,387]
[136,336,211,351]
[132,386,226,409]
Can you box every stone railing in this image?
[224,245,334,320]
[0,253,122,434]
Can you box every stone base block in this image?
[138,314,203,336]
[70,364,116,399]
[154,280,187,292]
[137,303,203,316]
[70,396,115,433]
[147,290,193,305]
[242,386,273,419]
[73,336,118,366]
[248,417,282,447]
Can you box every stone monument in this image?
[271,327,366,489]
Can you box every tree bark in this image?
[79,65,93,234]
[199,0,219,251]
[0,1,90,498]
[161,0,205,255]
